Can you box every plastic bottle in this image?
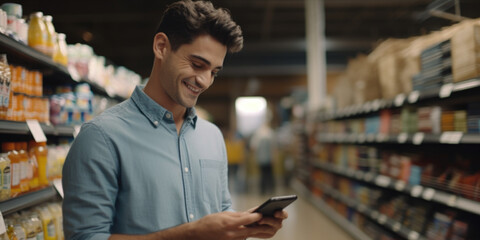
[0,153,11,201]
[46,203,62,240]
[34,206,56,240]
[5,218,19,240]
[28,213,44,240]
[53,33,68,66]
[35,142,48,188]
[43,15,55,58]
[16,142,30,193]
[28,141,40,190]
[2,142,21,197]
[28,12,47,55]
[0,54,11,120]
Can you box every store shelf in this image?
[317,132,480,145]
[0,120,74,137]
[319,78,480,121]
[313,161,480,216]
[291,179,373,240]
[0,186,59,216]
[0,33,125,101]
[313,181,427,240]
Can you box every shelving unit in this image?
[291,179,373,240]
[0,33,123,215]
[312,161,480,216]
[0,33,125,102]
[294,72,480,238]
[0,186,59,216]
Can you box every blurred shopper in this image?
[225,132,246,193]
[251,122,276,195]
[62,1,287,239]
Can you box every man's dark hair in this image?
[156,0,243,53]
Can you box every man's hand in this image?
[247,209,288,239]
[189,209,287,240]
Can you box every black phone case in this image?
[254,195,298,216]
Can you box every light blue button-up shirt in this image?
[62,86,232,240]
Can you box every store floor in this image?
[230,183,354,240]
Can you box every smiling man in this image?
[62,1,287,240]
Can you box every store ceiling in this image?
[19,0,480,78]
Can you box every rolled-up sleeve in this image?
[62,122,119,240]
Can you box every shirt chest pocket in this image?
[199,159,223,210]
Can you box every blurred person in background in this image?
[251,119,276,195]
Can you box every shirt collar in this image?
[130,85,198,128]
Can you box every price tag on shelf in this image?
[366,134,375,142]
[378,214,387,225]
[422,188,436,201]
[0,211,5,234]
[357,204,367,213]
[376,133,387,142]
[375,175,391,188]
[408,91,420,103]
[412,132,425,145]
[372,99,381,111]
[397,133,408,144]
[355,171,364,180]
[26,119,47,143]
[439,83,454,98]
[370,210,379,220]
[449,131,463,144]
[364,172,375,182]
[73,125,82,138]
[411,185,424,198]
[408,231,420,240]
[394,94,406,107]
[440,132,463,144]
[395,180,406,192]
[393,222,402,232]
[447,195,457,207]
[53,178,64,198]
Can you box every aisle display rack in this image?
[0,31,122,216]
[293,75,480,239]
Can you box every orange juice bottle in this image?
[28,141,43,190]
[2,142,21,197]
[16,142,30,193]
[36,142,48,187]
[53,33,68,66]
[28,12,47,54]
[43,15,56,58]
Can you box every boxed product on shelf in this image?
[369,38,415,99]
[417,106,442,134]
[467,103,480,133]
[413,40,453,91]
[451,21,480,82]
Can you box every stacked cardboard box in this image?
[417,106,442,134]
[451,22,480,82]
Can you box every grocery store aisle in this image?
[231,187,354,240]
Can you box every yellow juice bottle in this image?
[28,12,47,54]
[47,203,63,240]
[28,141,40,190]
[36,142,48,187]
[34,206,56,240]
[2,142,21,197]
[16,142,30,193]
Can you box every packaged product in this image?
[2,142,21,197]
[0,153,11,201]
[34,205,56,240]
[16,142,30,193]
[28,12,48,55]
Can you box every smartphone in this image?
[253,195,298,217]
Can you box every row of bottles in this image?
[0,142,68,201]
[1,202,63,240]
[0,3,68,65]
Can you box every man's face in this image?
[160,34,227,108]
